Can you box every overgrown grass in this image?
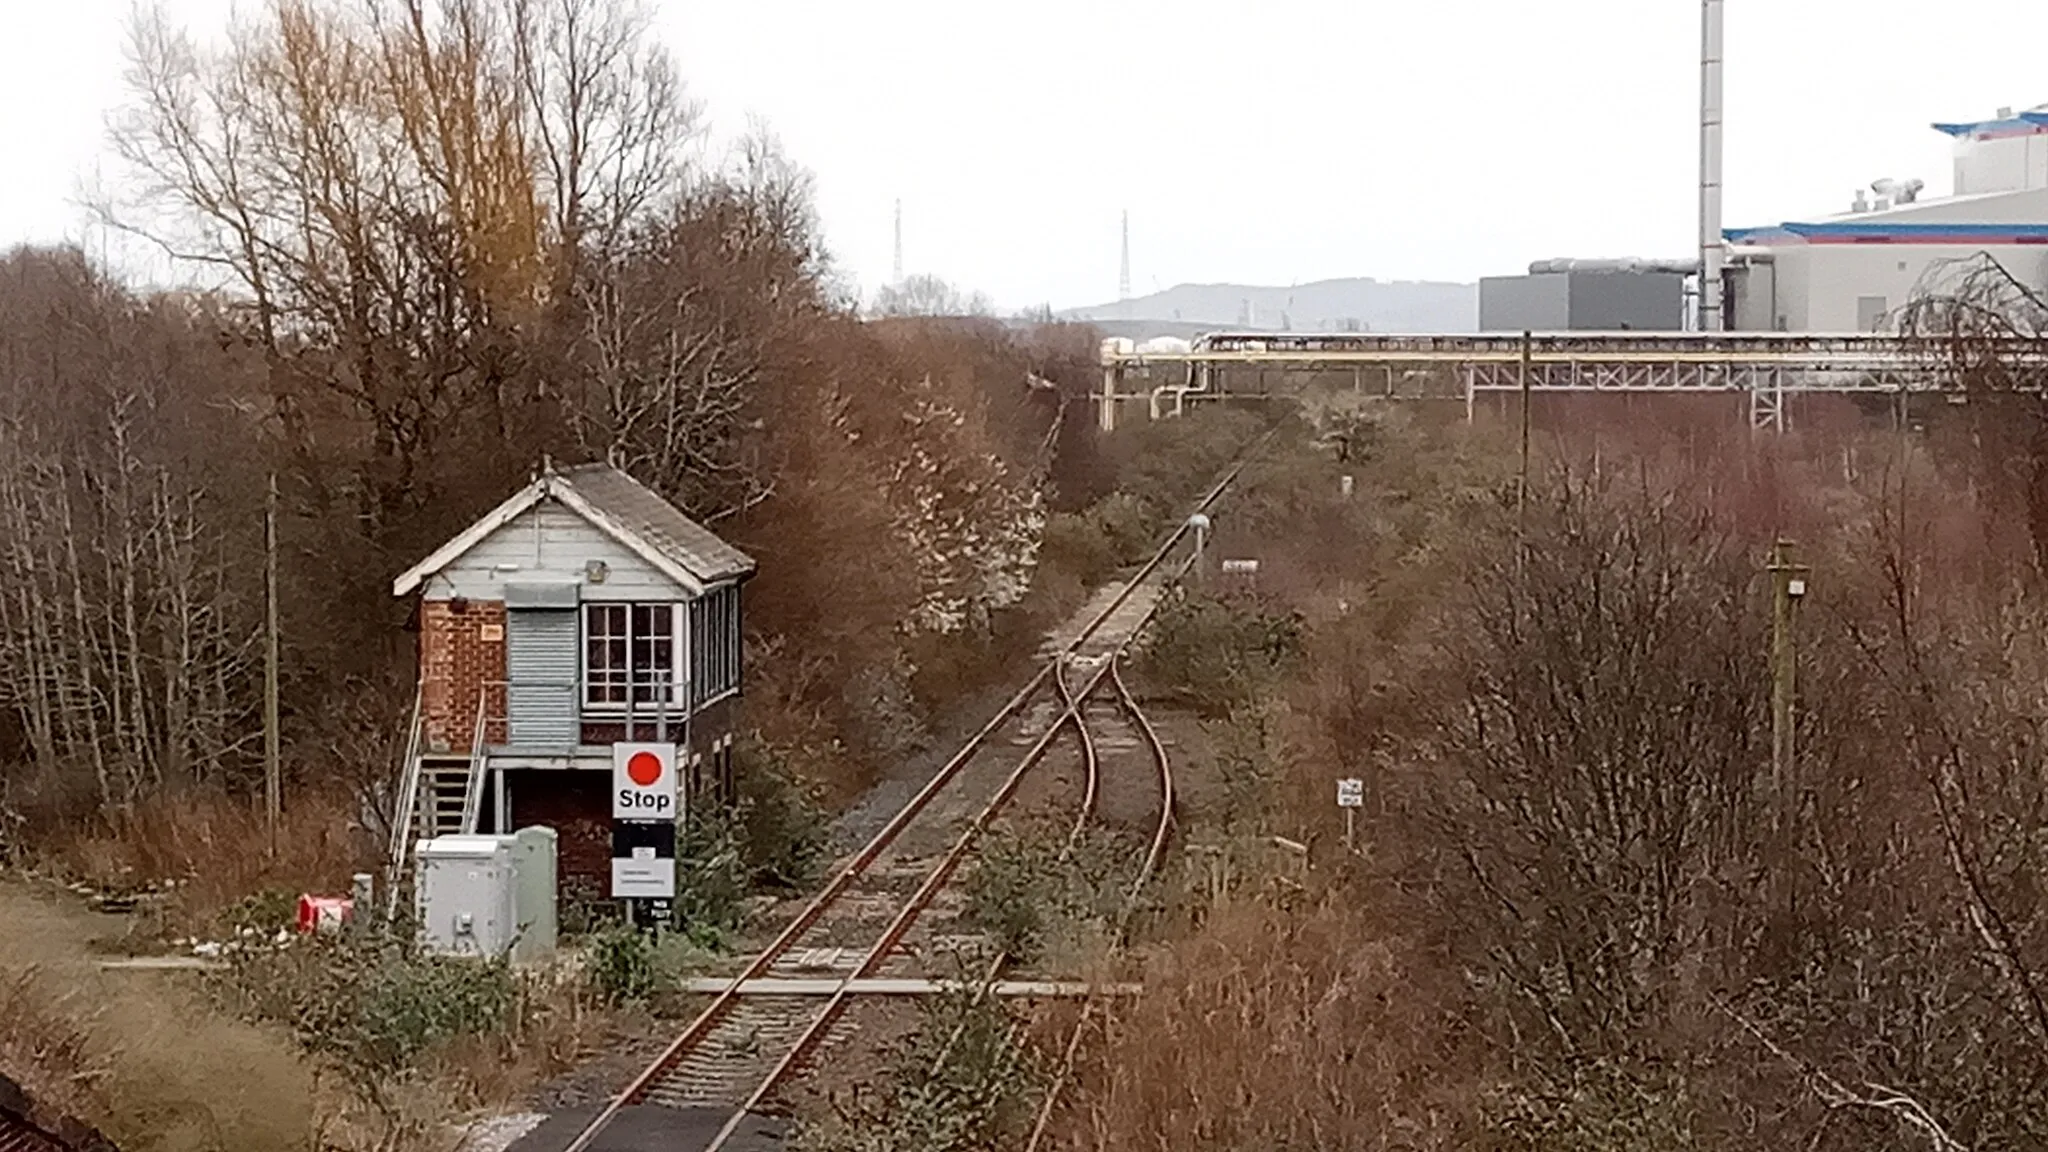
[31,786,375,940]
[0,880,327,1152]
[213,916,598,1134]
[793,978,1043,1152]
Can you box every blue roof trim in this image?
[1723,226,1790,244]
[1726,222,2048,243]
[1932,116,2041,137]
[1786,222,2048,238]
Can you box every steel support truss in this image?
[1462,361,1933,432]
[1100,332,2048,434]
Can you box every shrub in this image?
[1038,511,1120,589]
[735,739,830,890]
[963,832,1052,965]
[963,825,1139,968]
[1207,703,1281,836]
[216,922,521,1090]
[1135,590,1304,715]
[1111,406,1272,526]
[582,921,659,1006]
[220,887,300,936]
[1482,1061,1699,1152]
[670,809,747,947]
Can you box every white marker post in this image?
[1337,778,1364,853]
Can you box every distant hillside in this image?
[1061,277,1477,336]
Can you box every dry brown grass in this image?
[1,878,612,1152]
[0,881,323,1152]
[1068,892,1481,1151]
[36,787,374,937]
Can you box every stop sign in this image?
[612,742,678,821]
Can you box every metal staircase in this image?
[420,758,479,838]
[385,684,492,914]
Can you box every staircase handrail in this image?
[458,684,491,834]
[384,681,426,917]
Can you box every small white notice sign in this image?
[611,856,675,900]
[1336,778,1365,808]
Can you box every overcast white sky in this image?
[3,0,2045,310]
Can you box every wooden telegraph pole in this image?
[265,473,282,857]
[1767,538,1809,831]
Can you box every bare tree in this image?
[108,0,699,522]
[1899,253,2048,571]
[0,250,265,811]
[873,273,993,319]
[1439,469,1767,1065]
[568,132,822,516]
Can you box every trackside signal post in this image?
[612,742,680,929]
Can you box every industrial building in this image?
[1722,105,2048,332]
[1479,259,1691,332]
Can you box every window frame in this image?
[689,584,743,708]
[580,601,686,713]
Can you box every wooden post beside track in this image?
[1518,330,1532,523]
[1767,538,1808,833]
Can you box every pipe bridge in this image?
[1096,331,2048,433]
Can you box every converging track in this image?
[554,439,1267,1152]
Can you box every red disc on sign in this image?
[627,750,663,787]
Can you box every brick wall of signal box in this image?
[419,598,508,752]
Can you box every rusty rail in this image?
[556,663,1057,1152]
[699,647,1142,1151]
[1022,651,1180,1152]
[1053,656,1098,860]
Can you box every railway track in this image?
[556,441,1264,1152]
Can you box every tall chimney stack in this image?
[1698,0,1726,331]
[892,199,904,284]
[1119,209,1132,303]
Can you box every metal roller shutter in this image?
[507,609,579,747]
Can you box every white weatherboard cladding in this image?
[505,610,580,747]
[420,499,689,602]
